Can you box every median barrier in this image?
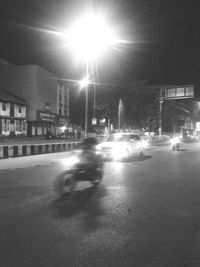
[0,147,4,158]
[42,145,46,154]
[45,144,50,153]
[18,146,23,157]
[8,146,14,158]
[31,145,35,155]
[38,145,42,154]
[0,141,81,159]
[22,145,27,156]
[3,146,8,158]
[26,145,31,156]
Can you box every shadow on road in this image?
[171,148,187,152]
[102,154,152,163]
[50,185,107,231]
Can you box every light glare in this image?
[66,14,117,62]
[79,76,90,88]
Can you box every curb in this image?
[0,142,81,159]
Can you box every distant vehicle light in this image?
[60,126,67,132]
[170,137,180,146]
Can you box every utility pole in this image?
[159,88,164,137]
[118,99,124,130]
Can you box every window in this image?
[185,86,194,97]
[16,120,20,131]
[2,103,6,111]
[176,87,184,97]
[2,119,9,132]
[16,120,25,132]
[22,121,26,131]
[18,106,22,113]
[167,88,176,98]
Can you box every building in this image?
[0,62,70,137]
[57,80,70,117]
[0,88,27,137]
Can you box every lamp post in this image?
[79,75,90,138]
[159,88,164,137]
[66,13,118,139]
[118,99,124,130]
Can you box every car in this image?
[96,132,148,160]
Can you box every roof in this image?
[0,88,26,105]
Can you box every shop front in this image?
[27,110,57,137]
[56,116,82,139]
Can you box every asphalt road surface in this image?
[1,142,200,267]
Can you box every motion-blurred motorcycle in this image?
[55,138,104,195]
[170,136,181,151]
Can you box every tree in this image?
[162,99,193,133]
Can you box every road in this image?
[0,142,200,267]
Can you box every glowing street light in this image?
[79,76,90,89]
[66,14,117,63]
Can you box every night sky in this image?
[0,0,200,85]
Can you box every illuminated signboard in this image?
[37,110,57,122]
[164,85,194,100]
[57,116,69,125]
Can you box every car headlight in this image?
[96,143,103,150]
[61,156,80,168]
[112,144,129,160]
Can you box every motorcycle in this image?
[170,136,181,151]
[55,148,104,195]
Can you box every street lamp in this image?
[79,76,90,138]
[65,12,118,138]
[66,14,117,63]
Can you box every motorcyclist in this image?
[80,137,103,171]
[171,133,181,151]
[54,137,103,195]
